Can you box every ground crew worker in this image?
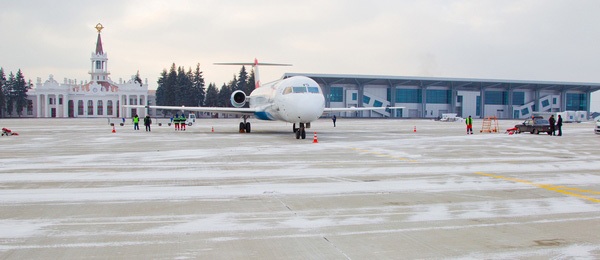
[466,115,473,134]
[144,115,152,132]
[174,113,180,131]
[133,114,140,130]
[549,114,556,136]
[556,114,563,136]
[179,114,186,131]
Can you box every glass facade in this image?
[566,93,587,111]
[485,91,508,105]
[476,96,481,116]
[330,87,343,102]
[512,92,525,105]
[426,89,451,104]
[395,89,421,103]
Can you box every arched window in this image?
[78,100,84,115]
[107,100,113,116]
[97,100,103,115]
[87,100,94,115]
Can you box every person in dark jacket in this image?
[549,115,556,136]
[144,115,152,132]
[556,114,563,136]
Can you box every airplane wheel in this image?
[245,122,251,133]
[239,122,245,133]
[295,129,301,139]
[293,123,297,133]
[301,128,306,139]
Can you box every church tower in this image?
[90,23,109,82]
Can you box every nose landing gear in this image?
[293,123,307,139]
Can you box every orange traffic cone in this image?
[112,126,116,133]
[413,126,416,133]
[313,132,319,143]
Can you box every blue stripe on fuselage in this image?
[254,111,274,120]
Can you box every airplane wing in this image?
[123,105,257,116]
[323,106,404,112]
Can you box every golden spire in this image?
[95,23,104,33]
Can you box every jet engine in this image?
[230,90,247,108]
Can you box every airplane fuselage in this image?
[249,76,325,124]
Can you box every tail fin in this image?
[214,58,291,89]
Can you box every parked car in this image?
[595,120,600,135]
[515,117,552,134]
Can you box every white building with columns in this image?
[27,23,149,118]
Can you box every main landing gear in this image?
[293,123,307,139]
[239,116,251,133]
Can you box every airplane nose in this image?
[285,95,324,122]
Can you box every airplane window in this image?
[293,86,307,93]
[283,87,292,95]
[307,87,320,93]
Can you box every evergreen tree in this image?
[204,83,219,107]
[246,69,256,94]
[176,66,191,106]
[217,81,233,107]
[154,62,206,114]
[155,69,168,116]
[4,72,15,116]
[235,66,248,94]
[0,68,6,118]
[165,63,177,106]
[191,63,206,106]
[14,69,30,117]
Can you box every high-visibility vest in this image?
[466,117,472,125]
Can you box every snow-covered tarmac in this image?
[1,117,599,259]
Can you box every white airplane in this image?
[126,59,403,139]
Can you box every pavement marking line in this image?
[475,172,600,203]
[351,148,417,162]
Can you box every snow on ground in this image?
[0,118,599,259]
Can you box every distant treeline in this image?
[155,63,255,116]
[0,68,31,118]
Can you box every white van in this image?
[186,113,196,126]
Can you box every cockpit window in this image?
[293,86,307,93]
[307,87,320,93]
[283,87,292,95]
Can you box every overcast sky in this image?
[2,0,600,111]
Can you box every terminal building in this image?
[285,73,600,119]
[25,23,149,119]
